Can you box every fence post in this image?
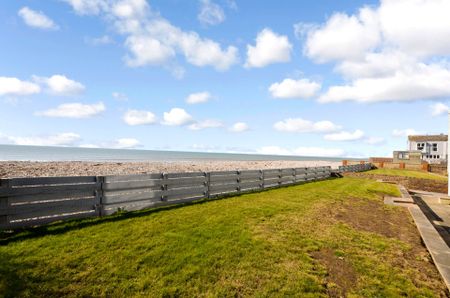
[236,170,241,193]
[161,173,168,201]
[205,172,210,199]
[0,179,10,230]
[261,170,265,189]
[278,169,282,186]
[94,176,104,217]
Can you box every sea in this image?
[0,144,346,162]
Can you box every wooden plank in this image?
[103,190,162,204]
[3,211,96,230]
[0,184,98,198]
[103,174,162,183]
[7,190,96,205]
[239,177,262,183]
[103,179,162,191]
[279,176,295,182]
[8,176,97,187]
[238,170,262,178]
[281,168,295,175]
[239,181,262,190]
[210,175,239,183]
[209,170,239,176]
[165,186,207,197]
[164,193,207,202]
[263,169,281,174]
[165,176,207,188]
[8,203,95,221]
[209,183,239,193]
[262,172,281,179]
[0,197,95,216]
[165,172,205,179]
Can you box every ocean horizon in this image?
[0,144,352,162]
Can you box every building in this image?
[408,134,448,164]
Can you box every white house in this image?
[408,134,448,164]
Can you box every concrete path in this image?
[385,186,450,291]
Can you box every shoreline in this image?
[0,160,342,178]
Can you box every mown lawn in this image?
[367,168,448,181]
[0,177,447,297]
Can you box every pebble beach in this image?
[0,160,342,178]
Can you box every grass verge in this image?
[0,177,447,297]
[367,168,447,181]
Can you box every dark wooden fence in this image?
[0,164,371,230]
[339,163,372,172]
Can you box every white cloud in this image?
[4,132,80,146]
[320,62,450,103]
[188,119,223,130]
[269,78,321,99]
[392,128,423,137]
[18,7,58,30]
[0,77,41,96]
[229,122,249,133]
[304,8,380,63]
[245,28,292,68]
[274,118,341,133]
[33,75,85,96]
[365,136,385,145]
[257,146,346,157]
[430,102,449,116]
[65,0,238,71]
[162,108,194,126]
[36,102,105,118]
[324,129,365,141]
[123,109,157,125]
[186,91,212,104]
[198,0,225,26]
[111,138,141,149]
[112,92,128,101]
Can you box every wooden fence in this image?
[339,163,372,172]
[0,164,370,230]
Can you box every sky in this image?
[1,0,450,158]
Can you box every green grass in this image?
[0,178,444,297]
[367,168,448,181]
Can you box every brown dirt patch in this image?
[345,172,448,193]
[330,197,448,296]
[311,248,357,298]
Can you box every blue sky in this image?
[1,0,449,158]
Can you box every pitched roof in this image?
[408,135,448,142]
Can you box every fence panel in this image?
[0,176,98,229]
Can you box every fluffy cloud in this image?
[123,109,157,125]
[162,108,194,126]
[112,91,128,101]
[319,61,450,103]
[229,122,249,133]
[304,8,380,63]
[64,0,238,71]
[198,0,225,26]
[111,138,141,149]
[186,91,212,104]
[257,146,346,157]
[0,77,41,96]
[324,129,365,141]
[392,128,423,137]
[18,7,58,30]
[188,119,223,130]
[274,118,341,133]
[3,132,80,146]
[304,0,450,103]
[245,28,292,68]
[430,102,449,116]
[269,78,321,99]
[36,102,105,118]
[33,75,85,96]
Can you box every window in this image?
[437,155,440,159]
[417,143,424,150]
[432,143,438,151]
[398,152,409,160]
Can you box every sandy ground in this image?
[0,160,341,178]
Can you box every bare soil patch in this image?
[311,248,357,298]
[345,172,448,193]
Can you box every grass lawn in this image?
[0,177,447,297]
[367,168,448,181]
